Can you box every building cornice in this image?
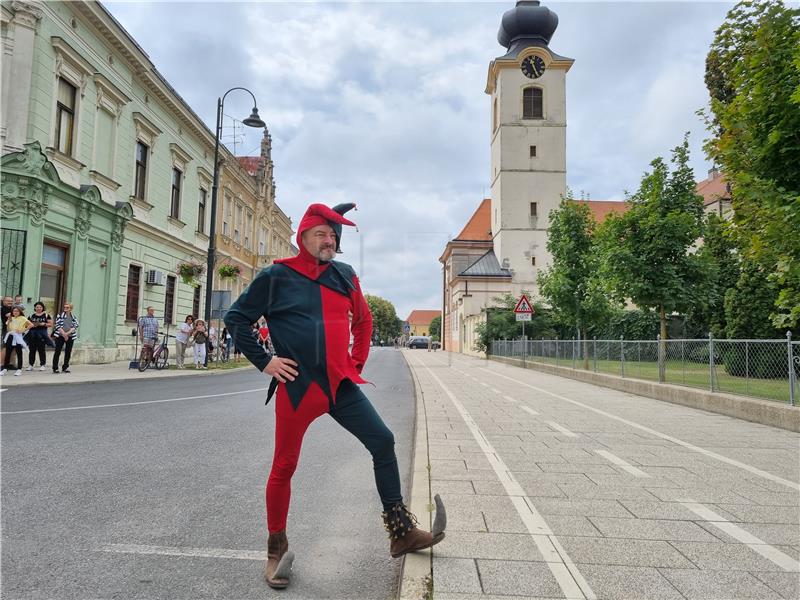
[485,48,574,95]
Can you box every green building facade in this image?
[2,0,219,362]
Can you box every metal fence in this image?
[490,333,799,405]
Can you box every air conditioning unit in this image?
[146,269,164,285]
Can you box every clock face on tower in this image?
[521,55,546,79]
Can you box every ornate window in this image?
[55,78,77,155]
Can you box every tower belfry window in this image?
[523,87,543,119]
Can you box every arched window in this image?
[522,87,543,119]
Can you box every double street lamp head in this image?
[243,106,266,129]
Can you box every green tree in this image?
[702,0,800,328]
[689,213,740,337]
[598,136,711,378]
[428,315,442,341]
[365,295,402,343]
[473,292,558,354]
[538,197,614,368]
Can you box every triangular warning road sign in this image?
[513,294,534,313]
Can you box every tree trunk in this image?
[582,328,589,370]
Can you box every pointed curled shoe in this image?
[381,495,447,558]
[265,530,293,589]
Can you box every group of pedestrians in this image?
[171,313,221,369]
[1,296,78,376]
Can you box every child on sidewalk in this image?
[191,319,208,369]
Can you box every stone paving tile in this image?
[556,536,695,568]
[658,568,784,599]
[513,471,594,486]
[751,571,800,600]
[433,557,483,595]
[587,516,722,542]
[536,462,618,474]
[518,480,570,498]
[618,500,739,521]
[531,498,633,518]
[441,503,489,532]
[434,594,558,600]
[579,564,684,599]
[472,480,518,496]
[697,521,800,546]
[584,473,687,489]
[431,479,476,495]
[541,514,602,537]
[481,506,528,534]
[436,531,545,561]
[668,541,789,571]
[644,487,756,504]
[733,488,800,506]
[557,482,660,501]
[476,559,565,597]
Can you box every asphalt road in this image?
[1,348,415,600]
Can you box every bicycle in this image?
[138,333,170,371]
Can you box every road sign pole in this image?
[522,319,526,368]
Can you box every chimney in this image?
[708,166,720,180]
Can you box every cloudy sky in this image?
[106,0,734,320]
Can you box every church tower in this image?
[486,1,573,295]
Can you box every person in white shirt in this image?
[174,315,194,369]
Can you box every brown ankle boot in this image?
[265,530,290,589]
[382,503,445,558]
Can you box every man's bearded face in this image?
[302,224,338,262]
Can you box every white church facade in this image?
[440,0,627,354]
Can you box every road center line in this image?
[595,449,650,478]
[448,357,800,492]
[0,387,269,414]
[410,355,595,600]
[520,405,539,417]
[503,395,518,403]
[97,543,264,561]
[679,501,800,572]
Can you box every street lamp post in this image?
[205,87,266,323]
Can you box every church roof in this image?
[696,170,730,206]
[572,200,630,223]
[454,199,492,241]
[459,249,512,278]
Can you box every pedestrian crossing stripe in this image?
[513,294,533,314]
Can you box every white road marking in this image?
[680,501,800,572]
[0,387,269,414]
[409,354,595,600]
[595,449,651,478]
[0,388,7,392]
[458,358,800,492]
[97,543,264,561]
[546,421,578,437]
[520,405,539,417]
[503,395,518,403]
[480,382,490,388]
[491,387,503,394]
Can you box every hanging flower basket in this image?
[177,261,205,287]
[218,263,241,279]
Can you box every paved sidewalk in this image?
[401,350,800,600]
[0,359,251,387]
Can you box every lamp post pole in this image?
[204,88,265,323]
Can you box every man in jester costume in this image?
[224,203,446,589]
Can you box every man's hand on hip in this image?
[264,356,299,383]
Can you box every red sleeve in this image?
[350,275,372,373]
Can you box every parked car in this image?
[407,336,431,349]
